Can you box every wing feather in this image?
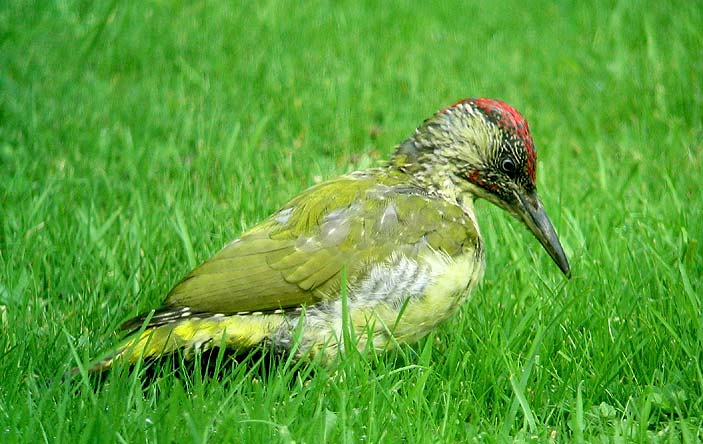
[148,172,478,322]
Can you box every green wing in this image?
[153,170,478,318]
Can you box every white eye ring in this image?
[501,157,517,175]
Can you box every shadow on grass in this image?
[64,345,321,395]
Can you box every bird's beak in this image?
[514,190,571,277]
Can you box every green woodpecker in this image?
[89,98,570,371]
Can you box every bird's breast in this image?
[378,247,485,343]
[280,245,486,357]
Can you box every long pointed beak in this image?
[514,191,571,277]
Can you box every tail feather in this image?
[87,311,287,372]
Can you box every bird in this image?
[86,98,570,372]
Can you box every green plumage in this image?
[133,168,477,323]
[88,98,569,372]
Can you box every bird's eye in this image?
[500,157,517,175]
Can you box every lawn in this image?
[1,0,702,442]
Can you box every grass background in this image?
[1,0,702,442]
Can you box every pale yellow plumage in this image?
[87,98,570,373]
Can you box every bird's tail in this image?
[81,310,286,373]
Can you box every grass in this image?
[1,0,702,442]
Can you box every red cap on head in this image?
[444,98,537,182]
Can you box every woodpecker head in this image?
[393,98,570,276]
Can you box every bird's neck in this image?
[389,137,478,217]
